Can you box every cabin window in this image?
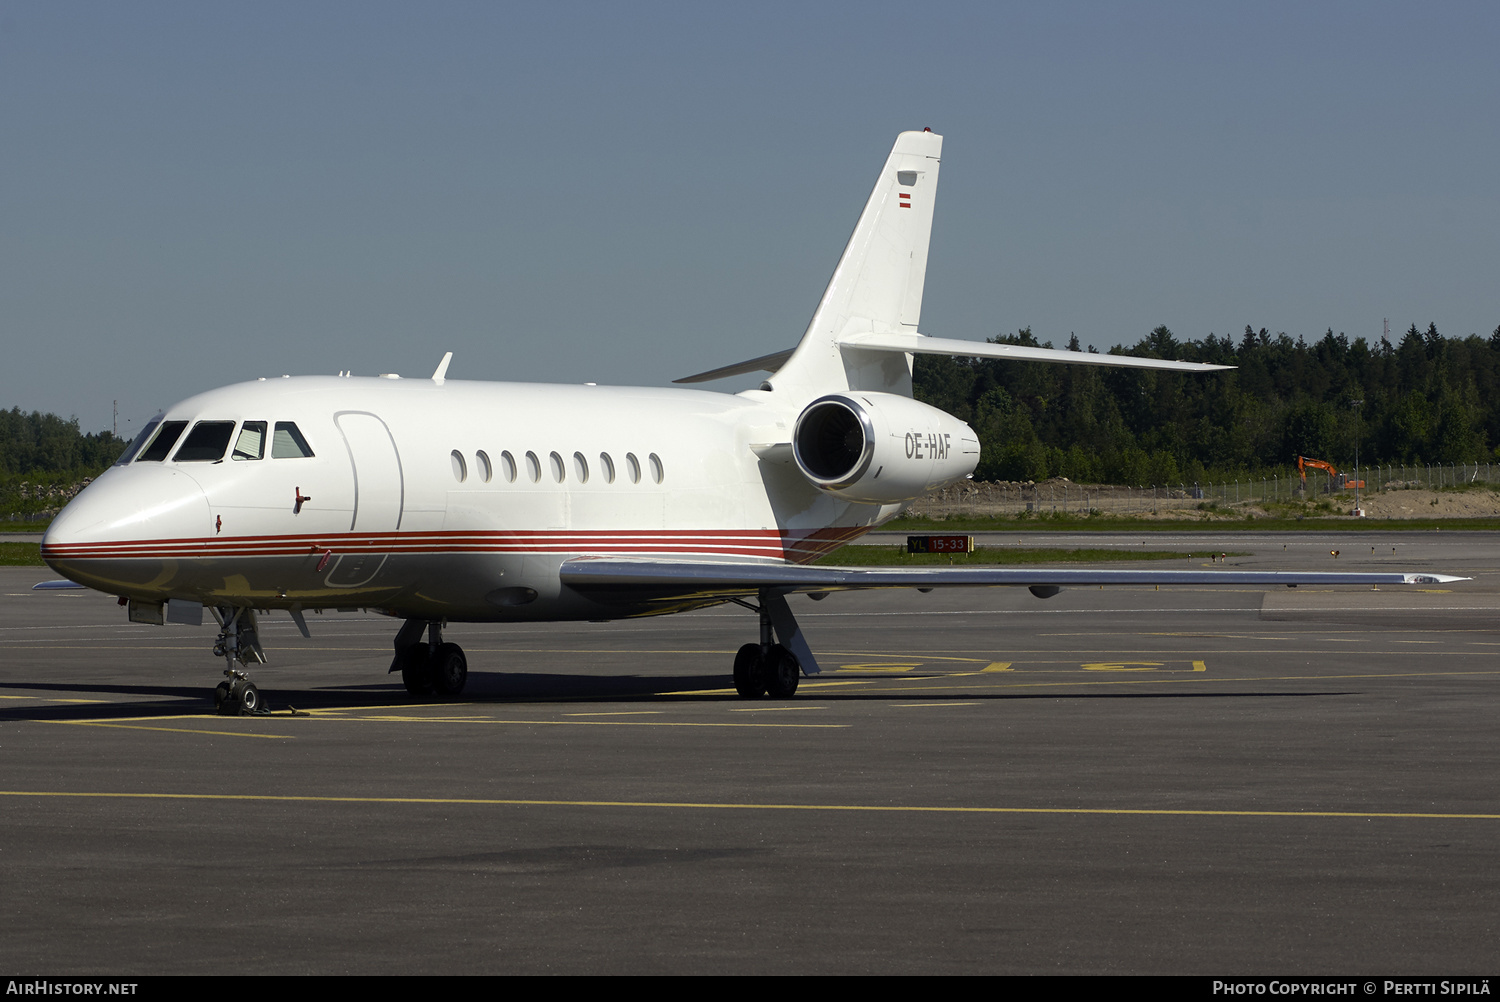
[625,452,641,484]
[649,452,664,484]
[451,450,467,482]
[232,422,266,461]
[549,451,565,483]
[272,422,314,458]
[599,452,615,483]
[136,421,188,463]
[573,452,589,483]
[500,451,517,483]
[116,418,163,465]
[476,450,493,483]
[525,451,541,483]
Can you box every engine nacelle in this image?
[792,392,979,503]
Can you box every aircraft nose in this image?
[42,466,212,593]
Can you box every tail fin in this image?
[768,129,942,400]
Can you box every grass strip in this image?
[815,545,1239,566]
[0,542,45,566]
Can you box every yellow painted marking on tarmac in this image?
[836,664,919,672]
[1081,662,1165,671]
[892,702,980,708]
[564,711,665,717]
[728,705,826,712]
[1193,661,1206,672]
[48,721,294,740]
[982,662,1014,672]
[1393,640,1441,644]
[0,695,106,703]
[304,714,847,729]
[788,669,1500,694]
[766,679,899,692]
[0,789,1495,821]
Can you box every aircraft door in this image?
[329,411,404,588]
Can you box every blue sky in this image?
[2,1,1496,438]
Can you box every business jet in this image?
[37,130,1463,713]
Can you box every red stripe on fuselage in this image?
[42,526,872,565]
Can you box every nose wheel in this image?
[213,668,267,716]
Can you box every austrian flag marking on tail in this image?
[899,190,912,208]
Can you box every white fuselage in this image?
[42,375,935,621]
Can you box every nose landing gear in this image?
[209,606,270,715]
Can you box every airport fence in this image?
[906,462,1500,520]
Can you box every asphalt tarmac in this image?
[2,531,1497,974]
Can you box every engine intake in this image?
[792,392,978,504]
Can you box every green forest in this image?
[0,408,127,517]
[913,322,1500,486]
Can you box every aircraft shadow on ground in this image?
[0,674,1358,719]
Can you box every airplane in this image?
[36,129,1465,714]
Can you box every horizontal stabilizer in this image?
[674,348,794,384]
[840,333,1235,373]
[561,557,1465,604]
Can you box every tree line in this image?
[0,409,127,516]
[4,320,1498,495]
[912,323,1500,486]
[0,408,126,476]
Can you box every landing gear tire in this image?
[733,643,766,698]
[399,643,434,695]
[213,681,232,712]
[238,682,262,715]
[764,644,800,699]
[431,643,468,697]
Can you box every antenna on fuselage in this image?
[431,351,453,385]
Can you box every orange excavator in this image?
[1297,455,1364,492]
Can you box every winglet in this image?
[32,579,85,591]
[431,351,453,384]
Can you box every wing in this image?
[559,556,1466,605]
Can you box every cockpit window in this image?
[115,418,163,465]
[271,422,314,459]
[232,422,267,461]
[173,421,237,462]
[135,421,188,463]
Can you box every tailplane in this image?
[673,130,1234,395]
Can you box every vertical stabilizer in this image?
[768,130,942,400]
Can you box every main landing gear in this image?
[389,618,468,697]
[730,590,820,699]
[210,606,270,716]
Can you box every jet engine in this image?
[791,392,979,503]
